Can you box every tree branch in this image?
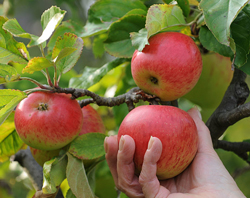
[206,68,249,142]
[55,87,160,111]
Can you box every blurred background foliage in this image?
[0,0,250,197]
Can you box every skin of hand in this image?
[104,107,246,198]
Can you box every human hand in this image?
[104,108,246,198]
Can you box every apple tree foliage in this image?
[1,0,250,197]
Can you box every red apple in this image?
[30,104,105,166]
[131,32,202,101]
[117,105,198,180]
[14,91,83,150]
[80,105,106,135]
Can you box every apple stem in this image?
[37,103,49,111]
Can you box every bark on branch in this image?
[206,68,250,164]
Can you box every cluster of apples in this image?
[118,32,203,179]
[14,92,105,166]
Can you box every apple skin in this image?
[30,147,62,167]
[30,104,105,166]
[14,91,84,150]
[80,105,106,135]
[131,32,202,101]
[183,53,233,109]
[117,105,198,180]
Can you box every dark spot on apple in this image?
[37,103,49,111]
[150,76,158,85]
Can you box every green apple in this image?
[183,53,233,109]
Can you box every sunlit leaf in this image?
[42,152,67,194]
[66,153,95,198]
[22,57,54,74]
[1,16,30,61]
[199,0,248,48]
[145,4,186,39]
[0,112,26,162]
[47,20,85,53]
[28,6,66,47]
[69,58,129,89]
[0,89,27,125]
[52,33,83,74]
[54,47,77,64]
[130,28,149,52]
[0,64,20,83]
[2,17,45,48]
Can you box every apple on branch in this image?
[14,91,84,151]
[118,105,198,180]
[29,104,106,167]
[131,32,203,101]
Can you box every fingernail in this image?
[194,106,202,119]
[104,137,108,153]
[119,135,125,151]
[147,136,154,150]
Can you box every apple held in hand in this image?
[131,32,202,101]
[118,105,198,180]
[14,91,83,150]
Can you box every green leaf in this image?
[29,6,66,47]
[199,26,234,57]
[0,112,25,162]
[69,58,129,89]
[231,5,250,67]
[130,28,149,52]
[0,64,20,83]
[0,16,30,61]
[2,18,45,48]
[3,18,34,39]
[54,47,77,64]
[22,57,54,74]
[0,47,28,65]
[66,153,95,198]
[92,34,108,58]
[68,133,106,160]
[88,0,147,22]
[239,53,250,75]
[177,0,190,17]
[66,189,77,198]
[145,4,186,39]
[79,21,112,38]
[48,20,84,53]
[0,89,27,126]
[104,14,146,58]
[52,33,83,74]
[42,153,67,194]
[199,0,249,48]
